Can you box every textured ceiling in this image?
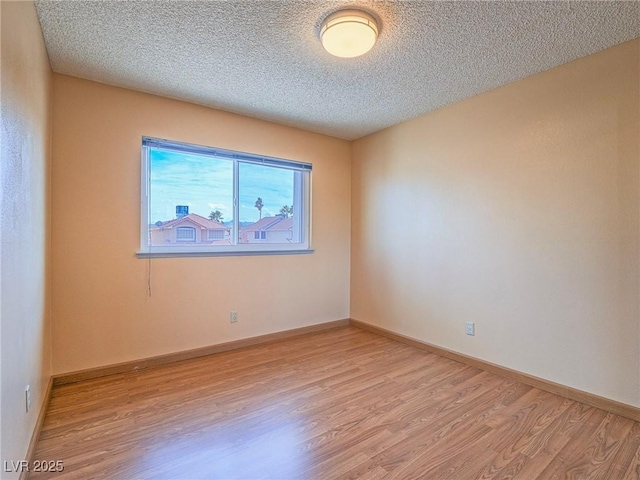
[35,1,639,140]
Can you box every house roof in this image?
[266,217,293,232]
[152,213,228,230]
[241,216,288,232]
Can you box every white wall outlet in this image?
[25,385,31,413]
[465,322,475,336]
[230,311,238,323]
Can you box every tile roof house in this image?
[239,215,293,244]
[150,213,231,245]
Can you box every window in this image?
[140,137,312,256]
[207,230,224,241]
[176,226,196,242]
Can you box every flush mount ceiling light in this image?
[320,9,378,58]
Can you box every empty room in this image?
[1,0,639,478]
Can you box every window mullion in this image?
[233,158,239,245]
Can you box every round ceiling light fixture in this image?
[320,9,378,58]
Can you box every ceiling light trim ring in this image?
[320,9,379,59]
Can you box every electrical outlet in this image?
[465,322,475,336]
[25,385,31,413]
[230,311,238,323]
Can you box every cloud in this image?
[208,203,228,210]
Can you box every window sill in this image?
[136,249,315,259]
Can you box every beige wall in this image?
[352,39,640,407]
[51,75,351,374]
[1,1,52,474]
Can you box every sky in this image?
[149,149,294,224]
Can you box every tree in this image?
[255,197,264,220]
[279,205,293,218]
[209,210,223,223]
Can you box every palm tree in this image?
[279,205,293,218]
[209,210,223,223]
[255,197,264,220]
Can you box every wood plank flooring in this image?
[29,327,640,479]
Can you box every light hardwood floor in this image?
[30,327,640,479]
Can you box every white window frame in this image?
[139,137,312,257]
